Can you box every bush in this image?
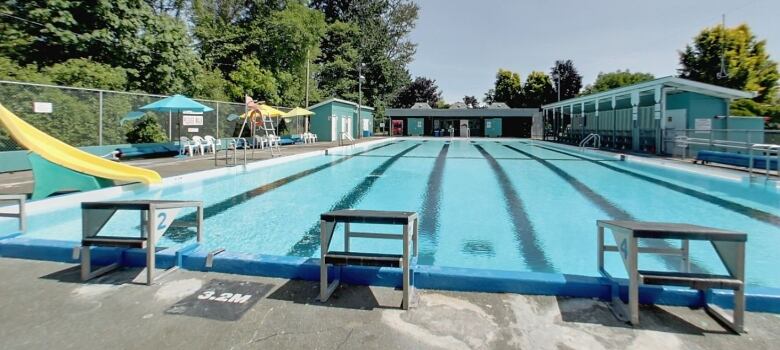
[126,115,167,143]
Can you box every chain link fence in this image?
[0,80,260,152]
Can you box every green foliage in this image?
[394,77,442,108]
[0,0,203,95]
[581,70,655,95]
[125,115,167,144]
[731,99,780,129]
[463,96,479,108]
[679,24,779,102]
[0,56,49,83]
[550,60,582,100]
[485,69,522,107]
[44,59,128,90]
[228,58,280,104]
[312,0,418,118]
[522,71,556,107]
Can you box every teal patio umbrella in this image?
[139,94,214,141]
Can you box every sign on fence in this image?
[182,110,203,126]
[33,102,52,113]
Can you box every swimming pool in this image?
[2,138,779,289]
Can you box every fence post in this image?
[216,103,220,139]
[98,91,103,146]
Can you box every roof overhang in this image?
[309,98,374,111]
[541,76,756,109]
[386,108,537,118]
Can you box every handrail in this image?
[0,194,26,233]
[675,136,779,180]
[579,133,601,151]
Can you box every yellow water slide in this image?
[0,103,162,184]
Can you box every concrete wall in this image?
[310,103,334,142]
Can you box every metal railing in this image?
[0,80,253,152]
[669,129,780,178]
[579,133,601,151]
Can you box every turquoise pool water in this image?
[3,139,779,288]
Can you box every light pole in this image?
[357,62,366,139]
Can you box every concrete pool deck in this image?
[0,257,778,350]
[0,137,387,196]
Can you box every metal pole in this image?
[98,91,103,146]
[168,111,172,141]
[216,103,220,139]
[305,49,310,108]
[358,63,362,140]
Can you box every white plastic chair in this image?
[179,136,195,156]
[203,135,217,153]
[254,135,267,149]
[308,132,318,143]
[191,136,206,155]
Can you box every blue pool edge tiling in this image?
[1,236,779,314]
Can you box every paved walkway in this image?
[0,138,385,196]
[0,258,777,350]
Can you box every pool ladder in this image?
[579,133,601,151]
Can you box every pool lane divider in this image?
[417,143,450,265]
[473,144,555,273]
[287,143,423,256]
[502,144,709,273]
[532,144,780,228]
[162,141,402,242]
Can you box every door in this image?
[664,109,687,156]
[459,119,470,137]
[331,116,338,141]
[342,117,352,138]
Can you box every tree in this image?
[0,0,205,95]
[550,60,583,100]
[393,77,442,108]
[581,70,655,95]
[126,115,167,144]
[485,69,522,107]
[463,96,479,108]
[44,59,128,91]
[679,24,778,102]
[311,0,418,117]
[521,71,556,107]
[228,58,280,104]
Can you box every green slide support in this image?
[28,153,115,200]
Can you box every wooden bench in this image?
[319,209,418,309]
[597,220,747,333]
[80,200,203,285]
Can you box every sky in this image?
[406,0,780,103]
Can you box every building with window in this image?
[539,76,759,154]
[386,102,538,137]
[309,98,374,142]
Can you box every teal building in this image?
[309,98,374,142]
[540,77,761,154]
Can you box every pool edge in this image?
[2,236,778,314]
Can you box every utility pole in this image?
[717,14,729,79]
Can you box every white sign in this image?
[379,122,385,128]
[187,128,199,133]
[33,102,52,113]
[694,118,712,131]
[417,121,422,128]
[183,115,203,126]
[486,121,492,128]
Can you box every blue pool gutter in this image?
[1,236,779,314]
